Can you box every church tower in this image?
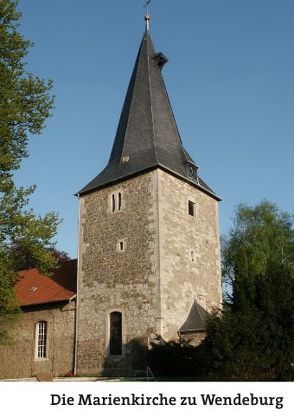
[76,18,221,376]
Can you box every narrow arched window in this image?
[36,321,47,358]
[118,192,122,211]
[109,311,122,355]
[110,192,124,213]
[112,194,116,212]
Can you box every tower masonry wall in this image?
[76,168,221,375]
[77,171,160,375]
[157,169,222,340]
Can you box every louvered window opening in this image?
[188,200,195,217]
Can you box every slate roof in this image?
[16,260,77,307]
[78,26,219,200]
[179,300,208,333]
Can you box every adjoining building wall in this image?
[0,302,75,379]
[158,169,222,340]
[76,171,160,376]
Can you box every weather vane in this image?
[144,0,151,11]
[144,0,151,30]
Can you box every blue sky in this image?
[16,0,294,258]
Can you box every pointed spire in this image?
[78,26,218,200]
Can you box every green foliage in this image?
[0,1,58,343]
[148,335,204,379]
[206,202,294,380]
[12,244,71,271]
[0,0,54,175]
[0,257,20,343]
[222,200,294,310]
[202,302,293,380]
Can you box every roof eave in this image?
[19,294,76,309]
[77,164,221,202]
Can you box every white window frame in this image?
[116,239,127,253]
[109,191,124,213]
[35,321,48,359]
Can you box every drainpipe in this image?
[73,198,81,376]
[68,294,77,376]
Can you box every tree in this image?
[222,200,294,311]
[204,201,294,380]
[11,244,71,271]
[148,335,203,380]
[0,0,59,342]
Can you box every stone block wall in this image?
[76,168,221,375]
[0,302,75,379]
[76,171,160,375]
[157,169,222,340]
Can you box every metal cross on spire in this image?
[144,0,151,30]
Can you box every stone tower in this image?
[76,20,221,376]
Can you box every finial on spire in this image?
[144,0,151,30]
[144,14,150,30]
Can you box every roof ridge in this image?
[146,30,159,165]
[119,30,146,163]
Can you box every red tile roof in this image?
[16,260,77,307]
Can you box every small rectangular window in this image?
[117,239,126,252]
[197,295,207,310]
[188,200,195,216]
